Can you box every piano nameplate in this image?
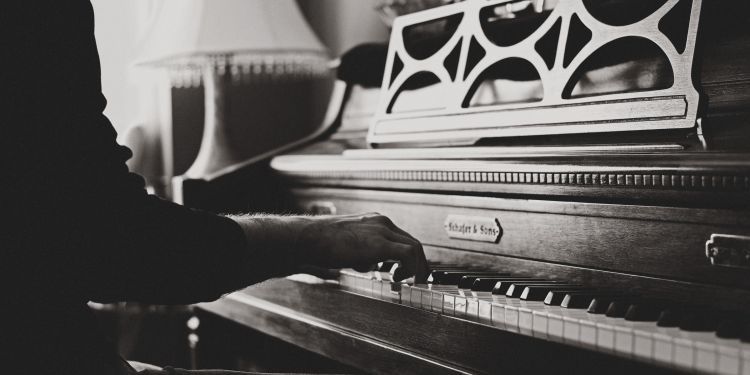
[444,214,502,243]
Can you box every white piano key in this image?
[381,281,398,303]
[613,321,658,359]
[740,345,750,375]
[505,305,520,332]
[633,329,655,362]
[579,319,598,349]
[443,294,456,316]
[716,341,741,375]
[376,280,386,299]
[428,288,441,309]
[356,276,369,295]
[563,316,581,344]
[418,285,436,309]
[432,289,445,313]
[455,295,468,318]
[545,307,591,346]
[564,310,596,345]
[380,281,391,300]
[441,288,468,318]
[392,283,403,304]
[518,307,534,334]
[371,280,382,298]
[466,298,479,319]
[338,273,352,291]
[695,339,718,374]
[517,301,546,335]
[410,286,422,307]
[532,310,549,339]
[613,325,635,357]
[653,331,676,365]
[421,289,432,310]
[571,311,601,349]
[357,276,367,294]
[491,304,506,329]
[674,336,695,370]
[682,331,721,373]
[368,279,378,297]
[596,322,615,353]
[401,284,412,306]
[547,312,564,342]
[478,299,493,325]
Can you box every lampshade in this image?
[134,0,332,183]
[135,0,327,66]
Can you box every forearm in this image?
[226,214,314,277]
[228,212,429,282]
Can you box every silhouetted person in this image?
[1,2,426,374]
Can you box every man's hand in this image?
[229,213,428,282]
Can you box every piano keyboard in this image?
[339,263,750,375]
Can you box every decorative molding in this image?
[283,169,749,191]
[272,157,750,191]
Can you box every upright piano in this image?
[186,0,750,373]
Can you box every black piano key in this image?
[435,271,508,285]
[429,269,495,283]
[457,274,511,289]
[427,268,472,283]
[493,280,554,295]
[741,323,750,343]
[378,261,399,273]
[716,317,743,339]
[378,261,397,270]
[561,291,626,309]
[587,296,630,314]
[543,289,599,306]
[605,300,631,318]
[624,300,668,322]
[473,277,545,292]
[679,310,717,332]
[506,282,565,298]
[656,307,682,327]
[521,285,589,301]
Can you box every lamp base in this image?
[183,65,237,179]
[181,54,330,180]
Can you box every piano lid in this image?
[368,0,703,147]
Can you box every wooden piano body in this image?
[181,0,750,373]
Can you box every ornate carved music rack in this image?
[370,0,703,146]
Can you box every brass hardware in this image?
[705,234,750,270]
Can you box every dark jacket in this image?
[1,2,262,373]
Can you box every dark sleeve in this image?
[85,191,269,305]
[2,1,279,305]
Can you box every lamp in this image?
[136,0,329,179]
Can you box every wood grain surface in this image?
[199,278,679,375]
